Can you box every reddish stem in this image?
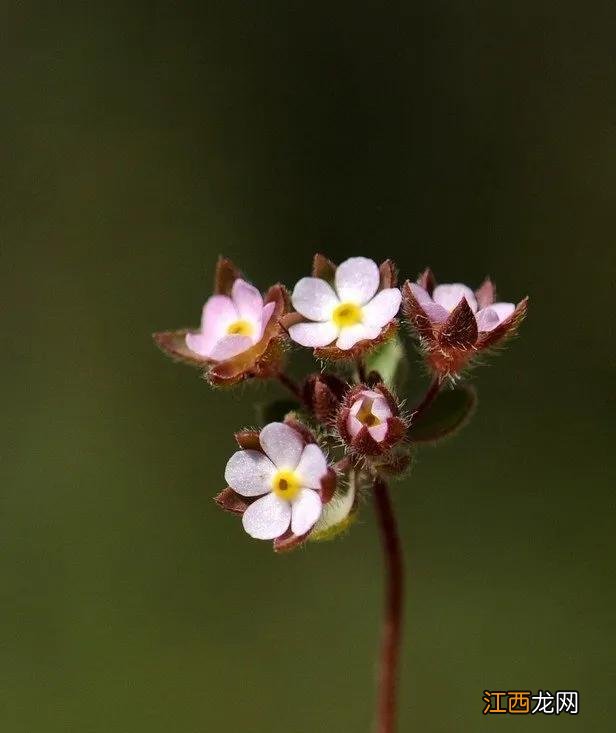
[373,476,404,733]
[275,371,303,402]
[356,357,368,384]
[411,376,442,421]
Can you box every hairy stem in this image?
[356,357,368,384]
[275,371,303,402]
[411,376,442,421]
[373,476,404,733]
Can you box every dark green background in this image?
[3,2,614,731]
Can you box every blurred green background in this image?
[2,2,615,731]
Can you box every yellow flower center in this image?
[271,469,301,501]
[226,319,254,337]
[332,302,362,328]
[356,398,382,427]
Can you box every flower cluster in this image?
[154,253,527,550]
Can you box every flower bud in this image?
[337,383,407,457]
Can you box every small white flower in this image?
[224,422,328,540]
[185,279,276,361]
[288,257,401,350]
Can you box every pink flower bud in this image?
[337,383,407,457]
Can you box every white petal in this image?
[291,489,322,536]
[335,323,380,350]
[259,301,276,339]
[362,288,401,328]
[475,302,515,332]
[432,283,478,313]
[335,257,380,305]
[291,277,339,320]
[295,444,328,489]
[259,422,304,469]
[288,320,339,347]
[242,493,291,539]
[224,450,276,496]
[231,279,263,321]
[208,334,253,360]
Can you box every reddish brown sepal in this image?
[312,253,337,282]
[214,256,243,296]
[214,488,254,515]
[417,267,436,294]
[439,298,478,350]
[314,320,399,362]
[401,282,435,342]
[273,529,310,553]
[319,468,337,504]
[153,329,208,367]
[379,259,398,290]
[303,373,346,423]
[282,414,316,445]
[234,430,261,450]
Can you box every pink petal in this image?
[224,449,276,497]
[242,493,291,539]
[432,283,478,313]
[259,301,276,337]
[335,323,380,350]
[420,301,450,323]
[475,302,515,332]
[288,321,339,347]
[291,277,339,320]
[362,288,401,328]
[295,444,328,489]
[409,283,433,304]
[208,334,253,360]
[368,423,388,442]
[185,332,212,357]
[347,412,363,438]
[290,489,322,536]
[231,279,263,321]
[259,422,304,470]
[371,395,393,421]
[201,295,238,336]
[335,257,380,305]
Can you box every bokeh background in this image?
[3,2,615,731]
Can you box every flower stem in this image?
[411,376,442,421]
[356,357,368,384]
[372,476,404,733]
[275,371,303,402]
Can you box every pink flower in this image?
[185,279,275,361]
[216,420,336,551]
[283,255,401,358]
[154,257,287,386]
[337,383,406,457]
[402,269,528,377]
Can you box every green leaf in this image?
[365,335,405,386]
[257,399,300,425]
[409,385,476,443]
